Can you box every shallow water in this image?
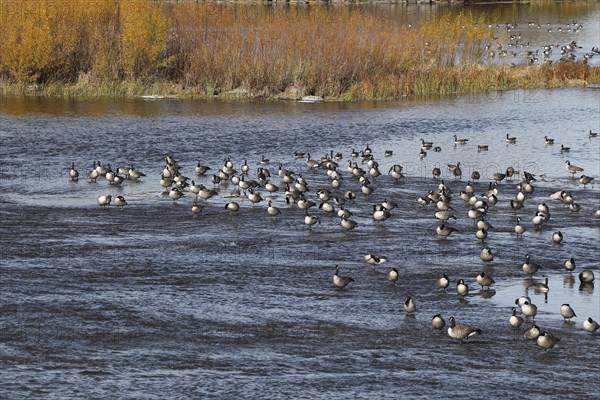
[1,86,599,398]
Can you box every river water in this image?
[1,4,600,400]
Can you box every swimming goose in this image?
[69,162,79,181]
[524,324,541,340]
[480,247,493,262]
[520,300,538,320]
[453,135,469,145]
[437,274,450,291]
[476,272,495,290]
[536,331,560,350]
[560,144,570,152]
[578,269,595,283]
[365,253,387,266]
[433,146,442,152]
[387,268,399,283]
[552,231,563,244]
[477,145,488,152]
[437,224,457,238]
[534,277,549,293]
[97,194,112,207]
[456,279,469,297]
[544,136,555,145]
[432,314,446,330]
[447,317,481,342]
[505,133,517,143]
[114,195,127,208]
[333,266,354,289]
[563,257,575,273]
[523,254,542,276]
[421,138,433,149]
[565,160,584,176]
[509,308,524,328]
[583,317,600,333]
[404,297,416,314]
[589,129,599,138]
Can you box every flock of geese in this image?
[68,129,599,349]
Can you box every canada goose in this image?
[589,129,599,138]
[87,162,99,183]
[475,228,488,242]
[523,254,542,276]
[552,231,563,244]
[568,202,581,212]
[304,211,319,228]
[565,160,584,176]
[520,300,538,319]
[340,216,358,230]
[225,201,240,213]
[419,149,427,159]
[505,166,516,180]
[544,136,555,145]
[493,172,506,182]
[293,151,306,159]
[198,185,218,200]
[191,202,204,215]
[69,162,79,181]
[433,146,442,152]
[318,201,334,214]
[505,133,517,143]
[437,224,457,238]
[456,279,469,297]
[365,254,387,266]
[447,316,481,342]
[480,247,493,262]
[515,295,531,308]
[564,257,575,273]
[534,277,549,293]
[333,266,354,289]
[583,317,600,333]
[476,271,495,290]
[578,269,595,283]
[524,324,541,340]
[560,144,570,152]
[169,187,184,202]
[266,200,281,217]
[373,205,391,222]
[421,138,433,149]
[305,153,320,170]
[432,167,441,179]
[453,135,469,145]
[114,195,127,208]
[477,145,488,152]
[510,200,524,211]
[432,314,446,330]
[471,171,481,181]
[578,175,594,187]
[387,268,399,283]
[509,308,524,328]
[537,331,560,350]
[514,217,525,236]
[437,274,450,291]
[404,297,416,314]
[97,194,112,207]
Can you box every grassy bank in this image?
[1,1,598,101]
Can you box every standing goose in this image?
[340,216,358,230]
[552,231,563,244]
[437,224,458,238]
[565,160,584,177]
[523,254,542,276]
[168,187,184,203]
[476,272,495,290]
[431,314,446,330]
[509,308,524,328]
[583,317,600,333]
[453,135,469,145]
[191,202,205,216]
[114,195,127,208]
[578,175,594,187]
[560,304,576,321]
[387,268,399,283]
[224,201,240,213]
[563,257,575,273]
[304,211,320,228]
[69,162,79,181]
[471,171,481,181]
[514,217,525,236]
[97,195,112,207]
[267,200,281,217]
[437,274,450,291]
[536,332,560,350]
[524,324,541,340]
[333,266,354,289]
[475,228,488,242]
[447,316,482,342]
[520,300,538,320]
[515,295,531,308]
[456,279,469,297]
[480,247,493,262]
[404,296,416,314]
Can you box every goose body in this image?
[560,144,570,152]
[506,133,517,143]
[365,254,387,266]
[114,195,127,208]
[564,257,575,273]
[225,201,240,212]
[453,135,469,145]
[565,160,583,176]
[520,300,538,319]
[267,201,281,217]
[514,217,525,236]
[437,224,457,238]
[524,324,541,340]
[97,195,112,207]
[456,279,469,297]
[447,316,481,341]
[169,187,184,202]
[578,269,595,283]
[536,332,560,350]
[69,162,79,181]
[340,216,358,230]
[523,254,542,276]
[560,304,576,321]
[480,247,493,262]
[333,266,354,289]
[432,314,446,330]
[387,268,399,283]
[476,272,495,290]
[404,296,416,314]
[552,231,563,244]
[583,317,600,333]
[509,308,524,328]
[191,202,204,215]
[544,136,554,145]
[437,274,449,291]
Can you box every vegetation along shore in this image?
[0,0,598,101]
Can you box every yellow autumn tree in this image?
[120,0,169,80]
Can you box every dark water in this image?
[1,86,599,398]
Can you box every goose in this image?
[453,134,469,145]
[419,149,427,159]
[345,190,357,200]
[431,314,446,330]
[267,201,281,217]
[514,217,525,236]
[293,151,306,159]
[433,146,442,152]
[578,269,595,283]
[97,195,112,207]
[563,257,575,273]
[404,297,416,314]
[168,187,184,202]
[471,171,481,181]
[520,300,538,320]
[475,228,488,242]
[476,271,495,290]
[87,162,99,182]
[506,166,516,180]
[305,153,320,169]
[477,145,488,152]
[159,174,173,189]
[373,205,391,222]
[531,212,546,229]
[510,200,524,211]
[365,254,387,266]
[524,324,541,340]
[552,231,563,244]
[259,155,270,165]
[560,144,570,152]
[578,175,594,187]
[191,202,204,216]
[534,277,549,293]
[583,317,600,333]
[387,268,399,283]
[565,160,584,176]
[509,308,524,328]
[447,317,481,342]
[432,167,441,179]
[225,201,240,213]
[304,211,319,228]
[589,129,599,138]
[568,202,581,212]
[389,164,404,181]
[536,332,560,350]
[69,162,79,181]
[129,165,146,181]
[437,224,457,238]
[544,136,555,145]
[523,254,542,276]
[493,172,506,182]
[515,295,531,308]
[95,162,109,176]
[337,205,352,219]
[456,279,469,297]
[421,138,433,149]
[318,202,335,214]
[437,274,450,291]
[363,143,372,155]
[381,199,398,211]
[480,247,493,262]
[114,195,127,208]
[198,185,218,201]
[333,266,354,289]
[435,210,456,222]
[505,133,517,143]
[384,150,393,157]
[340,216,358,230]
